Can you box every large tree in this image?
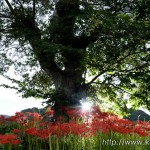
[0,0,150,113]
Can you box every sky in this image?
[0,67,45,116]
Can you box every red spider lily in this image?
[116,119,134,127]
[44,123,70,137]
[64,107,83,119]
[90,120,111,135]
[90,106,150,137]
[25,112,34,118]
[134,125,149,137]
[46,122,88,137]
[0,134,20,145]
[0,138,8,144]
[25,128,39,136]
[110,123,133,134]
[11,139,20,145]
[21,112,42,128]
[15,112,27,126]
[47,124,59,135]
[39,121,49,128]
[57,115,65,121]
[37,129,50,139]
[15,112,25,121]
[25,127,50,139]
[6,115,17,122]
[110,119,134,134]
[69,122,89,136]
[33,112,42,121]
[95,112,111,120]
[56,123,71,136]
[12,129,21,134]
[2,104,150,145]
[91,106,102,116]
[136,121,150,131]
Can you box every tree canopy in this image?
[0,0,150,114]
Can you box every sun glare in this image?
[81,102,92,111]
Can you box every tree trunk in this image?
[51,71,89,120]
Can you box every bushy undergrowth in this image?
[0,106,150,150]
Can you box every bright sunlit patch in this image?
[81,102,92,111]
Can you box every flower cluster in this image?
[0,134,20,145]
[90,106,150,136]
[0,105,150,149]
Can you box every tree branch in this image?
[5,0,14,12]
[85,61,148,87]
[109,83,131,95]
[12,0,24,10]
[92,81,131,95]
[0,84,18,90]
[86,70,106,86]
[116,51,147,64]
[120,63,149,73]
[33,0,36,22]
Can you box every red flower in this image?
[25,128,38,136]
[69,122,89,136]
[33,112,42,121]
[37,129,49,139]
[90,120,110,135]
[11,139,20,145]
[134,124,149,137]
[64,107,82,118]
[0,134,20,145]
[56,123,70,136]
[12,129,21,134]
[14,112,27,125]
[6,116,17,122]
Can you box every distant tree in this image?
[0,0,150,114]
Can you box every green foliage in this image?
[0,0,150,112]
[0,122,18,135]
